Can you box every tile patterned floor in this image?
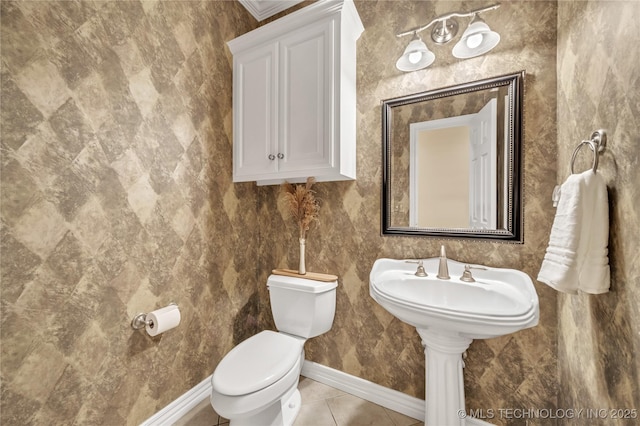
[174,377,422,426]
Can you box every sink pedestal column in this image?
[417,329,473,426]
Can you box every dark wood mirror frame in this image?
[381,71,524,242]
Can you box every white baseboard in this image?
[301,360,493,426]
[301,360,424,421]
[141,361,494,426]
[140,375,212,426]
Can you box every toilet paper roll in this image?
[145,304,181,337]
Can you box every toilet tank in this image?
[267,274,337,338]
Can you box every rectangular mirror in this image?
[382,71,524,241]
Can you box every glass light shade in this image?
[452,15,500,59]
[396,36,435,72]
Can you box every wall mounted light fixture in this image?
[395,3,501,72]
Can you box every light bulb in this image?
[465,33,483,49]
[408,51,422,64]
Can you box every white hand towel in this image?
[537,170,610,294]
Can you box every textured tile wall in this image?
[259,0,560,420]
[0,1,258,424]
[557,1,640,420]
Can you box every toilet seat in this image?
[212,330,303,396]
[211,352,302,421]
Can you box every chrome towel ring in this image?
[570,129,607,174]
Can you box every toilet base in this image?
[282,388,302,425]
[229,387,301,426]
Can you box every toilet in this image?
[210,274,338,426]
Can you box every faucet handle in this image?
[460,265,487,282]
[406,260,428,277]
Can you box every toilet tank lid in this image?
[212,331,303,396]
[267,274,338,293]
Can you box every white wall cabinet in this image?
[227,0,363,185]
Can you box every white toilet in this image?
[210,274,338,426]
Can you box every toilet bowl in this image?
[210,275,337,426]
[211,331,304,425]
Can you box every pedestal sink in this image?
[369,258,539,426]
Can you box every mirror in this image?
[382,71,524,241]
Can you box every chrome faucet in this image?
[437,245,450,280]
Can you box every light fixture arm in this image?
[396,3,500,38]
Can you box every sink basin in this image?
[369,258,539,339]
[369,257,539,425]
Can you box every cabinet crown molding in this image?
[229,0,363,54]
[238,0,305,22]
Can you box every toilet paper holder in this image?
[131,303,178,330]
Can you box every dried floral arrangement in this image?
[280,177,320,240]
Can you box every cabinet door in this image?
[233,44,278,181]
[278,19,334,173]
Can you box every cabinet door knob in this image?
[268,154,275,160]
[277,153,284,159]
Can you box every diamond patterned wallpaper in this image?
[1,1,259,424]
[6,1,636,425]
[557,1,640,419]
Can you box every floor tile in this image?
[173,399,218,426]
[384,408,422,426]
[175,377,421,426]
[294,399,337,426]
[326,393,396,426]
[298,376,347,404]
